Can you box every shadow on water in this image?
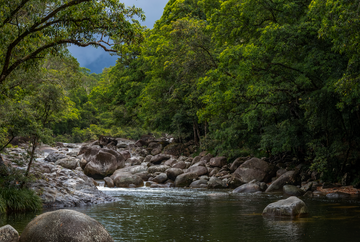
[2,187,360,241]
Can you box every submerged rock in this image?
[19,209,114,242]
[326,192,350,199]
[262,196,308,217]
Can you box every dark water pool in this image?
[2,187,360,241]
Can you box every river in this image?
[2,186,360,241]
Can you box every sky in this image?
[68,0,169,73]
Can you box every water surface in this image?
[2,187,360,241]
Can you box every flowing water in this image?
[2,186,360,241]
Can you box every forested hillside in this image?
[2,0,360,183]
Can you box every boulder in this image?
[229,157,248,172]
[233,181,262,194]
[189,179,208,188]
[172,161,186,169]
[200,154,213,163]
[276,168,287,177]
[174,173,198,187]
[104,177,114,188]
[166,168,184,180]
[19,209,114,242]
[55,157,79,170]
[144,155,153,163]
[262,196,308,217]
[44,152,66,163]
[148,165,169,174]
[111,172,143,187]
[191,156,201,165]
[209,156,227,168]
[84,150,118,179]
[126,157,141,166]
[0,225,19,242]
[283,185,304,196]
[233,157,274,183]
[149,143,163,155]
[207,177,226,189]
[135,139,148,147]
[150,154,170,164]
[153,173,168,183]
[265,171,297,192]
[187,166,208,176]
[164,158,178,167]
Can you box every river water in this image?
[2,186,360,241]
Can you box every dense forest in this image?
[1,0,360,187]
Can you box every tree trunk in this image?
[25,136,37,177]
[193,121,199,145]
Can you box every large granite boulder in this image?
[233,158,274,183]
[111,172,143,187]
[265,171,297,192]
[172,160,186,169]
[55,157,79,170]
[187,166,208,176]
[174,173,198,187]
[19,209,114,242]
[262,196,308,217]
[166,168,184,180]
[209,156,227,168]
[0,225,19,242]
[82,148,125,179]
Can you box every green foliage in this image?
[0,188,42,212]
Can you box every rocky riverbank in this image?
[1,135,359,208]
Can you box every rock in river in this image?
[19,209,114,242]
[0,224,19,242]
[262,196,308,217]
[233,157,274,183]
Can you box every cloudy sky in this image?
[68,0,169,73]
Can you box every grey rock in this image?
[174,173,198,187]
[189,179,208,188]
[233,157,275,183]
[233,181,262,194]
[209,156,227,168]
[229,157,248,172]
[0,225,19,242]
[150,154,170,164]
[200,154,213,163]
[111,172,143,187]
[28,162,116,208]
[19,209,113,242]
[148,165,169,174]
[283,185,304,196]
[166,168,184,180]
[172,161,186,169]
[55,157,79,170]
[265,171,297,192]
[44,152,66,163]
[104,177,114,188]
[207,177,227,189]
[262,196,308,217]
[187,166,208,176]
[153,173,168,183]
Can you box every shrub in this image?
[0,188,42,212]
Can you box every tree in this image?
[0,0,144,86]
